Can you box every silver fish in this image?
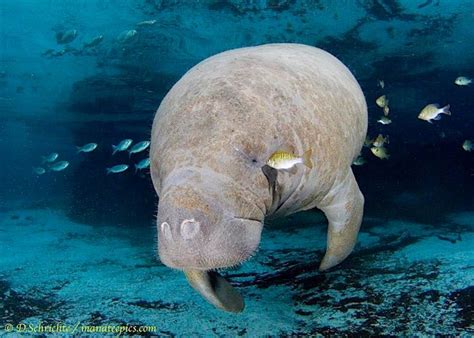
[33,167,46,175]
[137,20,157,26]
[112,139,133,155]
[128,141,150,157]
[76,143,98,153]
[83,35,103,48]
[454,76,471,86]
[352,156,366,166]
[49,161,69,171]
[42,152,59,163]
[135,158,150,172]
[117,30,137,43]
[377,116,392,125]
[106,164,129,175]
[463,140,473,152]
[56,29,77,44]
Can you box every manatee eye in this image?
[252,159,257,163]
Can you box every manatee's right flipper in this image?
[317,168,364,271]
[262,164,278,195]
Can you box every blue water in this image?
[1,0,473,335]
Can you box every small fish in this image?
[49,161,69,171]
[56,29,77,44]
[137,19,157,26]
[117,30,137,43]
[383,105,390,116]
[377,116,392,125]
[371,147,390,160]
[352,156,366,166]
[418,104,451,123]
[135,158,150,172]
[42,152,59,163]
[51,48,68,57]
[378,80,385,89]
[42,49,55,57]
[33,167,46,175]
[373,134,389,148]
[267,149,313,170]
[364,136,373,148]
[454,76,471,86]
[463,140,473,152]
[128,141,150,157]
[83,35,103,48]
[76,143,98,153]
[112,139,133,155]
[106,164,129,175]
[376,95,388,108]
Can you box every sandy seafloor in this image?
[0,207,473,336]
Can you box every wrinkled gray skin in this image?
[150,44,367,312]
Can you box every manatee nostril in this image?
[160,222,173,241]
[180,218,200,240]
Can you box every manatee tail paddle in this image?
[184,269,244,313]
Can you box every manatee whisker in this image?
[233,216,262,223]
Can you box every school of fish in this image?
[353,77,472,165]
[33,139,150,177]
[30,69,471,178]
[41,18,158,58]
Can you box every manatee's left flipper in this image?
[184,269,244,313]
[317,168,364,271]
[261,165,277,193]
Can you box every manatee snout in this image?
[156,181,263,313]
[157,186,263,271]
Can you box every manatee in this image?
[150,43,367,313]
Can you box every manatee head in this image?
[157,183,264,270]
[156,169,266,312]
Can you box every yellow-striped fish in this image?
[267,149,313,170]
[373,134,389,148]
[371,146,390,160]
[376,95,388,108]
[418,104,451,123]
